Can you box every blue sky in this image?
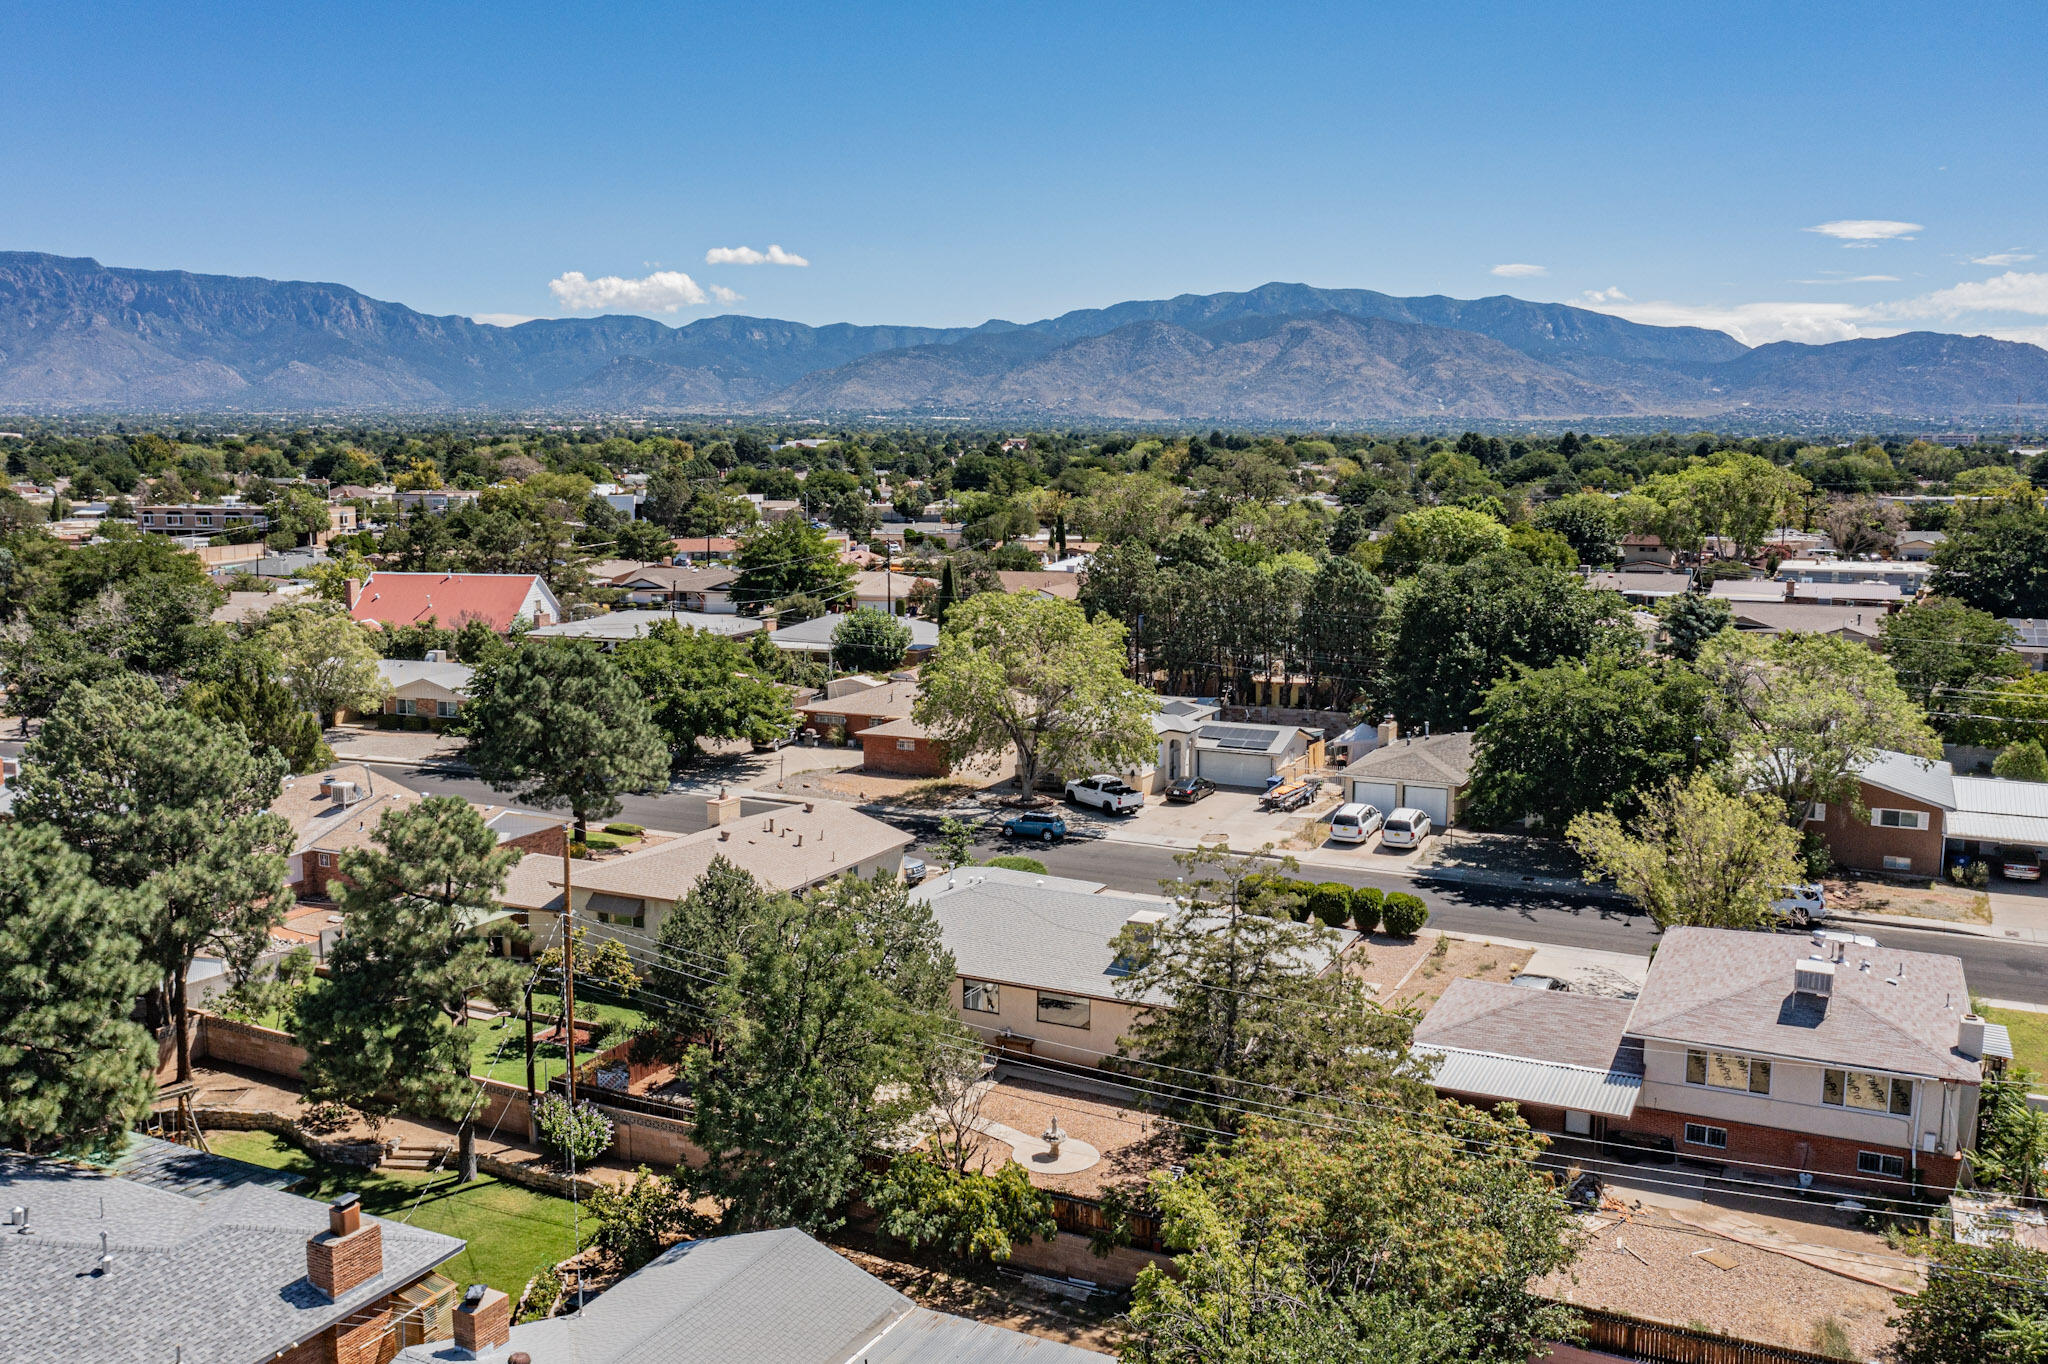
[4,2,2046,346]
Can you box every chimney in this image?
[453,1283,511,1356]
[1960,1013,1989,1059]
[706,788,742,826]
[344,577,362,611]
[1376,716,1398,747]
[306,1193,381,1300]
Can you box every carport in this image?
[1945,774,2048,868]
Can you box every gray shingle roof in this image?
[1414,978,1641,1073]
[1859,750,1956,808]
[770,611,942,649]
[378,657,474,693]
[526,609,761,641]
[1626,927,1980,1082]
[1342,732,1476,785]
[1,1150,461,1364]
[400,1228,1104,1363]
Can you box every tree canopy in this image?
[614,620,795,756]
[1568,773,1802,930]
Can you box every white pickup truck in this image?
[1065,774,1144,815]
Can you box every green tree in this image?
[183,643,336,772]
[1123,1109,1581,1364]
[1469,654,1719,829]
[684,876,955,1234]
[1891,1238,2048,1364]
[15,675,292,1082]
[1880,597,2024,724]
[1996,741,2048,783]
[932,558,960,623]
[647,857,774,1055]
[1375,506,1508,575]
[1567,773,1802,929]
[1701,631,1939,823]
[914,592,1156,798]
[872,1150,1058,1263]
[462,641,669,838]
[587,1167,694,1273]
[0,824,157,1155]
[297,796,525,1180]
[1929,501,2048,618]
[258,600,388,725]
[610,517,675,563]
[1658,593,1733,662]
[1113,847,1415,1137]
[1297,556,1388,711]
[731,517,856,616]
[1974,1072,2048,1199]
[614,620,796,757]
[831,606,912,673]
[1642,451,1809,559]
[1532,493,1622,565]
[266,486,331,544]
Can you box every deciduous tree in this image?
[1880,597,2024,724]
[1567,773,1801,930]
[614,621,795,757]
[831,606,913,673]
[730,517,855,616]
[258,600,388,725]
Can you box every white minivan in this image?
[1328,802,1385,845]
[1379,807,1433,850]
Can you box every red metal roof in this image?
[349,571,552,633]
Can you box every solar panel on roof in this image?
[1204,725,1276,751]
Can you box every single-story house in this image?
[1586,569,1692,602]
[9,1139,464,1364]
[370,652,473,724]
[995,570,1083,601]
[769,611,941,660]
[1414,926,1999,1191]
[1776,558,1933,594]
[1712,578,1903,606]
[1724,600,1888,643]
[394,488,482,514]
[796,677,923,739]
[498,792,911,952]
[1814,749,2048,877]
[608,563,739,612]
[857,716,952,777]
[1619,534,1678,569]
[1342,729,1474,826]
[1146,698,1320,790]
[850,569,936,613]
[1897,529,1948,561]
[398,1227,1102,1363]
[2009,618,2048,672]
[346,571,561,635]
[524,608,762,645]
[916,866,1354,1067]
[671,536,740,561]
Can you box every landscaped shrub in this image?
[603,823,645,837]
[1380,892,1430,937]
[1308,882,1353,928]
[986,855,1049,874]
[533,1093,614,1168]
[1349,885,1384,934]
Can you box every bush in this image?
[603,822,645,837]
[1307,882,1353,928]
[872,1149,1058,1262]
[1380,892,1430,937]
[986,855,1048,874]
[1349,885,1384,933]
[587,1166,692,1273]
[533,1093,614,1168]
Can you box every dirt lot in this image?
[965,1073,1185,1199]
[835,1244,1120,1355]
[1348,932,1532,1010]
[1825,875,1991,924]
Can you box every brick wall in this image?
[504,824,567,859]
[1815,780,1945,877]
[328,1301,400,1364]
[859,733,950,776]
[308,1223,383,1298]
[1620,1106,1964,1191]
[198,1014,309,1080]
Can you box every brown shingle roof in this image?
[798,679,922,721]
[1414,978,1642,1074]
[1342,732,1475,785]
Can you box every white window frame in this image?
[437,700,458,718]
[1856,1150,1907,1178]
[317,852,333,867]
[1823,1068,1913,1115]
[395,698,417,716]
[1683,1123,1728,1149]
[1872,808,1926,830]
[896,739,917,751]
[962,979,999,1014]
[1685,1049,1771,1095]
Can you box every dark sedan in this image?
[1165,775,1217,804]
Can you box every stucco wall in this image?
[950,975,1147,1068]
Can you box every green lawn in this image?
[1982,1006,2048,1082]
[464,997,648,1088]
[205,1130,592,1298]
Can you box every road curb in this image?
[1823,910,2027,942]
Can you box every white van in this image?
[1379,807,1433,850]
[1328,802,1384,845]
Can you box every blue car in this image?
[1002,812,1068,843]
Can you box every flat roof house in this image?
[346,571,561,635]
[1415,926,2003,1191]
[524,609,762,645]
[4,1140,463,1364]
[136,502,270,536]
[770,611,941,660]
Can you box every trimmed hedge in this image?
[603,823,645,837]
[1308,882,1353,929]
[1380,892,1429,937]
[985,855,1049,874]
[1349,885,1384,934]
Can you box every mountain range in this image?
[2,252,2045,422]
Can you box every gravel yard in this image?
[1348,932,1531,1010]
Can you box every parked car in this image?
[1378,807,1432,849]
[1769,883,1829,925]
[1002,811,1068,843]
[1511,973,1569,991]
[751,728,799,752]
[1259,779,1314,812]
[1327,802,1385,845]
[1065,774,1144,814]
[901,856,927,886]
[2001,848,2042,882]
[1164,775,1217,804]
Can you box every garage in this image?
[1200,749,1281,790]
[1405,784,1451,826]
[1340,731,1475,828]
[1349,779,1399,812]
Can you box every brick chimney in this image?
[453,1283,512,1356]
[706,787,742,826]
[344,577,362,611]
[306,1193,382,1300]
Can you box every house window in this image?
[1856,1151,1907,1178]
[962,979,999,1013]
[1823,1069,1913,1115]
[585,893,647,930]
[396,699,417,716]
[1685,1049,1770,1094]
[1804,803,1827,823]
[1872,808,1926,830]
[1035,991,1092,1029]
[896,739,917,751]
[437,700,458,718]
[1883,855,1913,871]
[1683,1123,1728,1149]
[317,852,333,867]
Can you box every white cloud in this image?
[704,243,810,267]
[1489,262,1547,278]
[709,284,744,305]
[1971,250,2036,266]
[1577,294,1881,345]
[1578,287,1630,305]
[1877,271,2048,320]
[547,269,709,312]
[471,313,536,327]
[1805,219,1923,243]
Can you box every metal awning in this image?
[1947,811,2048,846]
[1421,1045,1642,1119]
[1984,1023,2015,1062]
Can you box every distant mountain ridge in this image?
[2,251,2044,420]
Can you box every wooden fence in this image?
[1564,1304,1846,1364]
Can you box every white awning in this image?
[1421,1045,1642,1119]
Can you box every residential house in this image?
[2009,618,2048,671]
[394,488,482,514]
[1712,578,1903,608]
[136,502,270,536]
[917,866,1353,1067]
[1146,698,1320,791]
[6,1140,464,1364]
[1722,600,1887,644]
[346,571,562,635]
[769,611,941,662]
[856,716,951,776]
[1415,926,2001,1191]
[1811,749,2048,877]
[1619,534,1678,568]
[498,792,910,953]
[1341,728,1474,826]
[210,585,314,626]
[371,652,473,725]
[399,1227,1103,1362]
[1585,569,1692,603]
[608,563,739,612]
[851,568,936,613]
[1775,558,1932,595]
[995,570,1084,601]
[671,536,741,562]
[1897,529,1948,561]
[796,677,923,740]
[525,609,761,645]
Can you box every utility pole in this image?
[524,977,536,1099]
[560,828,577,1108]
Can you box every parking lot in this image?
[1052,777,1439,871]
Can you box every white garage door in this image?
[1405,784,1451,826]
[1200,750,1277,790]
[1350,779,1399,812]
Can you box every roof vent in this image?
[1794,957,1836,998]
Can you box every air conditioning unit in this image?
[1794,957,1836,998]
